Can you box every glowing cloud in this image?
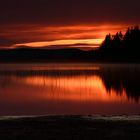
[14,39,103,48]
[0,24,128,49]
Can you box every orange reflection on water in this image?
[0,70,140,115]
[0,64,140,116]
[14,75,128,103]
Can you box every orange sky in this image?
[0,24,128,49]
[13,24,127,49]
[0,0,140,50]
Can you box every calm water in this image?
[0,63,140,116]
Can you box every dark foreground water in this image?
[0,63,140,116]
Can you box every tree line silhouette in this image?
[98,25,140,62]
[0,25,140,63]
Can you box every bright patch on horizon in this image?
[13,39,103,48]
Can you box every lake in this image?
[0,63,140,116]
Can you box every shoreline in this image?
[0,115,140,139]
[0,115,140,121]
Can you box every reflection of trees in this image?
[97,66,140,102]
[0,66,140,102]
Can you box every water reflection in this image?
[0,64,140,115]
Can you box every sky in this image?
[0,0,140,49]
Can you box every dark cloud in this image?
[0,0,139,25]
[0,37,17,47]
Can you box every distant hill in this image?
[15,43,96,51]
[0,48,90,63]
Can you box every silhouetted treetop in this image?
[100,25,140,52]
[99,25,140,62]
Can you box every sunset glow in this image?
[0,0,139,50]
[0,24,128,49]
[14,39,103,48]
